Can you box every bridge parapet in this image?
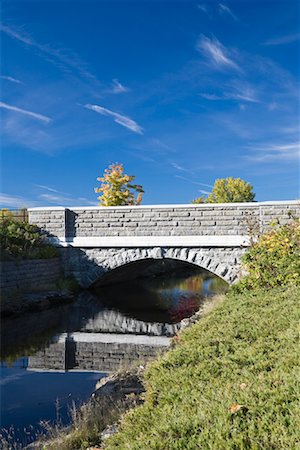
[28,201,299,246]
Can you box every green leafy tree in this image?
[192,177,255,204]
[95,162,144,206]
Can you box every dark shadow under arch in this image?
[91,257,227,288]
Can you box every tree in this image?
[95,162,144,206]
[192,177,255,204]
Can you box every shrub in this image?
[234,218,300,291]
[0,218,58,260]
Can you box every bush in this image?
[234,219,300,291]
[0,218,59,260]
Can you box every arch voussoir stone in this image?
[64,246,246,287]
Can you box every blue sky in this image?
[1,0,299,207]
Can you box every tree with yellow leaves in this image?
[95,163,144,206]
[192,177,255,204]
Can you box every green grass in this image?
[105,286,300,450]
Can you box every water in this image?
[0,268,227,446]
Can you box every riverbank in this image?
[0,275,80,317]
[25,286,300,449]
[103,285,299,449]
[1,289,75,317]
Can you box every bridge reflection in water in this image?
[14,271,227,374]
[28,332,170,373]
[26,274,210,373]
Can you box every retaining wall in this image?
[0,258,62,296]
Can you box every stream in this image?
[0,267,227,446]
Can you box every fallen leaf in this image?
[229,403,247,414]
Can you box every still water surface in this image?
[0,269,227,446]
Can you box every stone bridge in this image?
[28,201,299,287]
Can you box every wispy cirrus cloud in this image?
[200,80,260,103]
[197,4,208,13]
[0,101,52,123]
[0,24,99,84]
[198,189,211,195]
[39,193,74,204]
[170,162,188,172]
[39,193,97,206]
[218,3,238,20]
[1,75,23,84]
[196,35,239,71]
[111,79,129,94]
[34,184,69,195]
[262,33,300,46]
[246,142,299,162]
[0,193,38,208]
[36,185,97,206]
[84,103,143,134]
[175,175,213,188]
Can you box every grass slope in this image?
[105,287,300,450]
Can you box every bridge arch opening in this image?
[87,246,234,288]
[91,256,228,291]
[91,257,228,325]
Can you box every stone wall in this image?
[0,258,62,296]
[28,202,299,239]
[29,207,66,238]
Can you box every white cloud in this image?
[35,184,62,193]
[175,175,213,188]
[39,193,97,206]
[34,184,71,195]
[263,33,300,46]
[197,35,239,70]
[197,4,208,13]
[218,3,237,20]
[0,193,38,208]
[170,162,187,171]
[84,103,143,134]
[111,79,129,94]
[200,81,259,103]
[39,193,74,204]
[1,75,23,84]
[0,101,52,123]
[0,24,99,84]
[246,142,300,162]
[0,24,33,45]
[199,93,223,100]
[36,185,97,206]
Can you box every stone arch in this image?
[80,246,244,288]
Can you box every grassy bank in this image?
[105,286,300,449]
